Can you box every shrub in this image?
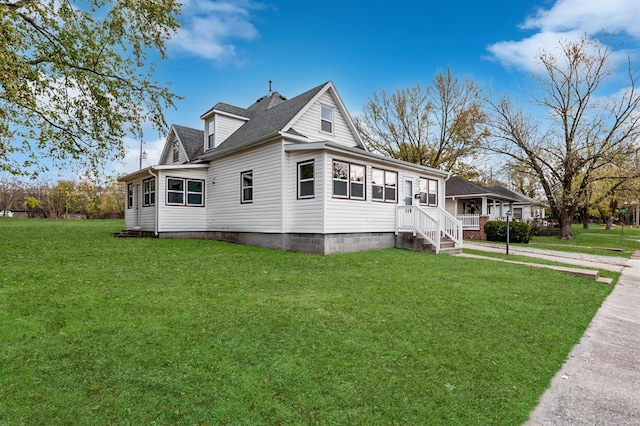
[484,220,531,243]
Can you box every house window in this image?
[513,207,523,220]
[350,164,365,200]
[208,120,215,149]
[172,140,179,162]
[167,178,204,206]
[333,160,365,200]
[187,180,204,206]
[372,168,397,202]
[419,178,438,206]
[167,178,184,205]
[143,178,156,206]
[298,161,314,199]
[241,171,253,203]
[127,184,134,209]
[321,105,333,133]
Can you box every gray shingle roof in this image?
[486,185,532,203]
[445,176,493,196]
[198,82,329,159]
[173,124,204,161]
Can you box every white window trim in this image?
[207,120,215,150]
[143,178,156,207]
[320,104,334,134]
[241,170,253,204]
[172,140,180,162]
[332,160,366,201]
[372,168,398,203]
[127,184,134,209]
[419,177,439,207]
[297,160,315,199]
[167,177,184,205]
[166,177,205,207]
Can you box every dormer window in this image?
[172,140,179,162]
[321,105,333,133]
[208,120,215,149]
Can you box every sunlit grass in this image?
[0,219,613,425]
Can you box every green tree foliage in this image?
[485,35,640,240]
[0,0,181,177]
[355,68,488,176]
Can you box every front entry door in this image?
[404,180,413,206]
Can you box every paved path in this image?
[464,241,627,273]
[524,249,640,425]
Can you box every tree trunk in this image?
[558,211,574,239]
[581,206,589,229]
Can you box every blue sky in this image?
[104,0,640,176]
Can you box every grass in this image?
[0,219,615,425]
[463,249,620,282]
[528,224,640,258]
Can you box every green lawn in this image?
[528,224,640,258]
[0,219,614,425]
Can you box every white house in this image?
[118,81,462,254]
[444,176,546,238]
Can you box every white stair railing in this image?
[396,205,463,254]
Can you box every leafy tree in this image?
[24,196,42,218]
[355,68,488,175]
[485,35,640,239]
[0,174,22,213]
[0,0,181,177]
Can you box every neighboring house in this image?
[118,81,462,254]
[444,176,546,239]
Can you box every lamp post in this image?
[505,210,511,255]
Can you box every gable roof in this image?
[198,83,326,160]
[197,81,367,161]
[173,125,204,161]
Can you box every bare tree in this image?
[355,68,488,176]
[485,35,640,239]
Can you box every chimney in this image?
[268,80,272,95]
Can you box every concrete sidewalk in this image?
[525,249,640,425]
[464,241,627,273]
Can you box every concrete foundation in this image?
[153,230,397,254]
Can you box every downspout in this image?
[148,167,159,237]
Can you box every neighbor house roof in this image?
[445,176,521,202]
[445,176,494,197]
[486,185,547,206]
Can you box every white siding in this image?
[321,154,446,234]
[284,151,324,233]
[159,133,188,165]
[323,155,399,234]
[291,90,360,148]
[123,177,156,232]
[157,169,207,232]
[207,141,284,232]
[214,114,246,148]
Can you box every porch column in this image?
[481,197,488,215]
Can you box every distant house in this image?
[117,81,463,254]
[444,176,546,239]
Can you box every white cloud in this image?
[110,136,166,176]
[488,0,640,73]
[169,0,261,61]
[522,0,640,38]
